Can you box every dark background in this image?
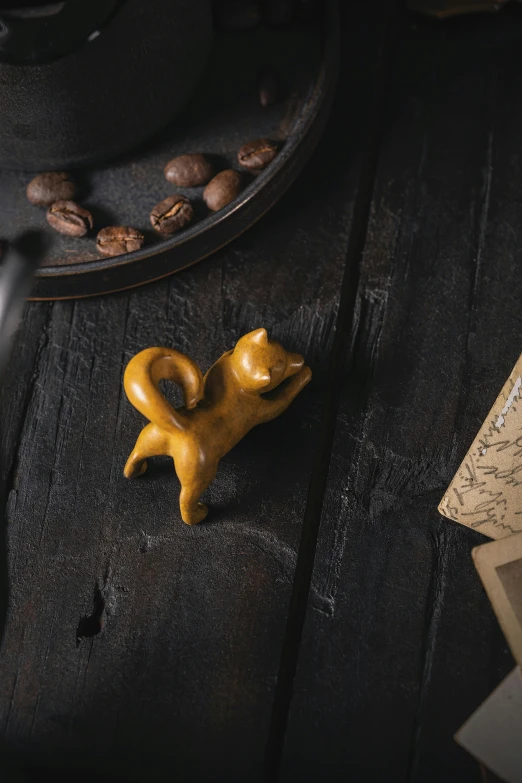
[0,1,519,781]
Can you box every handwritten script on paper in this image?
[439,354,522,539]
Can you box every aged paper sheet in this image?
[439,354,522,539]
[473,533,522,669]
[456,668,522,783]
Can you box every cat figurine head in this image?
[231,328,304,393]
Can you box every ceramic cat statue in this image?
[123,328,312,525]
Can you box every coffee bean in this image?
[258,67,285,107]
[238,138,278,171]
[150,195,194,235]
[96,226,144,257]
[27,171,76,207]
[164,153,214,187]
[214,0,261,30]
[46,201,93,237]
[203,170,243,212]
[263,0,294,26]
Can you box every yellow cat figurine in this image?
[123,328,312,524]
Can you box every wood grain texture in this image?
[281,8,520,783]
[1,3,517,782]
[0,7,379,778]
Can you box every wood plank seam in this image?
[263,7,403,781]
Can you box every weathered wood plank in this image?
[281,9,520,782]
[0,303,52,779]
[0,7,379,778]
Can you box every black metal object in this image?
[0,0,213,168]
[0,2,120,65]
[0,0,338,299]
[0,246,38,377]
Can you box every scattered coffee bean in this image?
[263,0,294,26]
[96,226,144,256]
[164,153,214,187]
[238,138,278,171]
[214,0,261,30]
[150,195,194,235]
[26,171,76,207]
[46,201,93,237]
[203,170,243,212]
[258,67,285,107]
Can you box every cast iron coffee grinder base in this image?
[0,1,338,299]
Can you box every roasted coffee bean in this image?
[203,170,243,212]
[97,226,144,256]
[46,200,93,237]
[164,153,214,187]
[238,138,278,171]
[263,0,294,26]
[27,171,76,207]
[150,195,194,235]
[214,0,261,30]
[258,67,285,107]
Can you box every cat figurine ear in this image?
[249,327,269,344]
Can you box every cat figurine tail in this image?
[124,346,204,434]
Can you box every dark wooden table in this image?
[0,3,519,781]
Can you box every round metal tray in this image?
[0,2,338,300]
